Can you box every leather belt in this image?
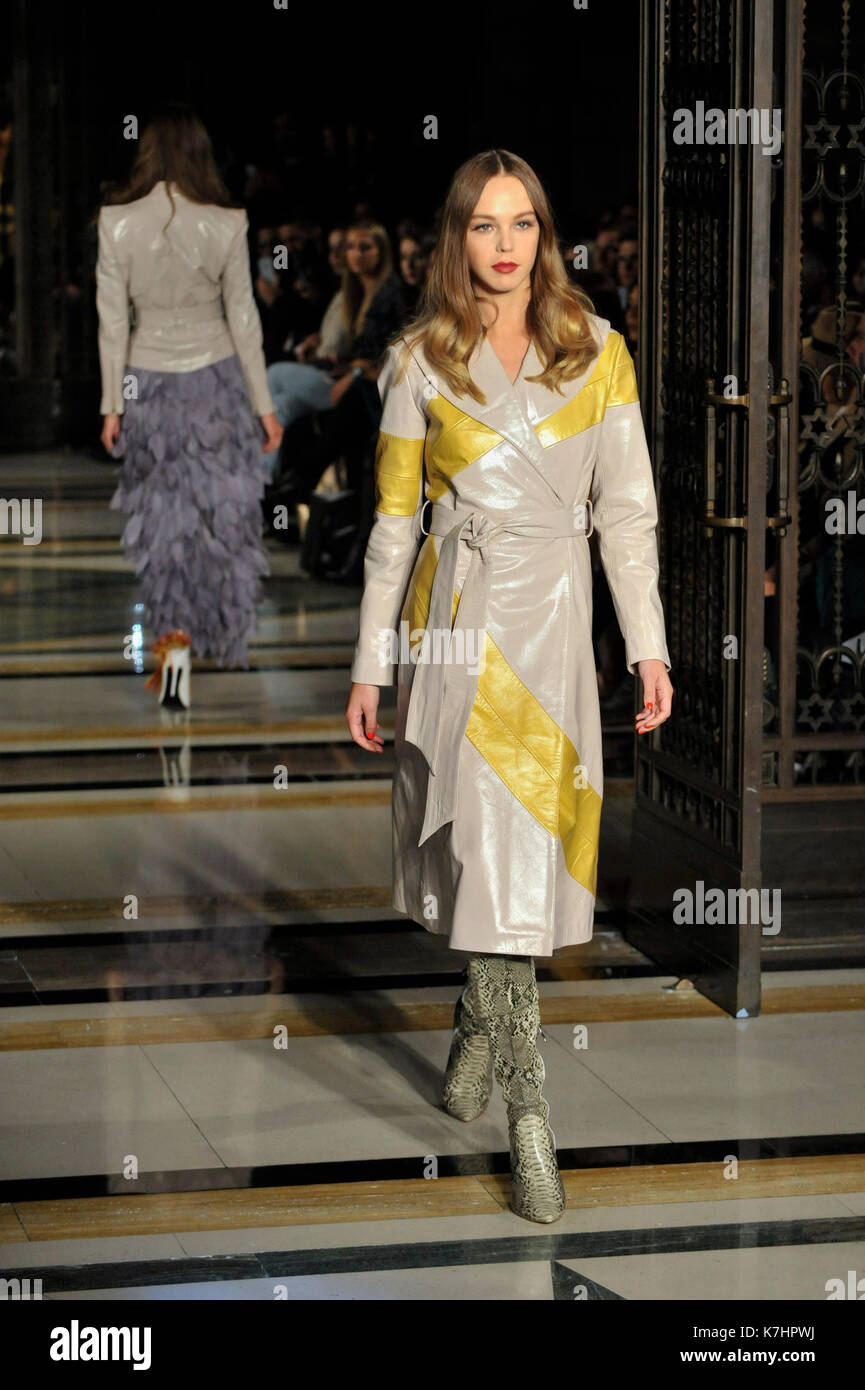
[404,498,593,846]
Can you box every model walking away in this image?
[345,149,674,1224]
[96,103,283,710]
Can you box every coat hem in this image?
[392,895,594,957]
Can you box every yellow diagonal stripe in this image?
[534,330,637,448]
[401,540,601,894]
[377,335,638,512]
[606,334,641,409]
[467,635,600,896]
[466,642,559,834]
[424,394,504,501]
[401,534,443,630]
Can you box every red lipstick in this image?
[492,262,518,272]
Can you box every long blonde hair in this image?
[341,220,393,340]
[394,149,598,403]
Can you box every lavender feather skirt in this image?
[110,355,269,669]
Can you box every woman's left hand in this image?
[100,413,121,455]
[635,659,673,733]
[260,412,284,454]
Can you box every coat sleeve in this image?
[350,343,427,686]
[589,332,671,674]
[220,211,275,417]
[95,209,131,416]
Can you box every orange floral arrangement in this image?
[145,630,192,691]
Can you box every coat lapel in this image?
[409,336,571,505]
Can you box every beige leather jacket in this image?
[96,181,274,417]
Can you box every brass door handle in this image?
[704,377,748,535]
[767,380,792,536]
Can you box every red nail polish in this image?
[367,730,375,738]
[645,702,653,710]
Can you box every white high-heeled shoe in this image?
[158,644,191,710]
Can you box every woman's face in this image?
[328,230,345,276]
[400,237,421,285]
[465,175,540,299]
[617,240,639,288]
[593,229,618,275]
[344,229,381,278]
[625,283,639,342]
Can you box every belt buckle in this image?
[419,496,432,536]
[575,498,594,537]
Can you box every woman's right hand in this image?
[260,412,284,453]
[296,334,320,363]
[100,413,121,455]
[346,682,384,752]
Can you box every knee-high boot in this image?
[441,958,493,1121]
[473,953,566,1224]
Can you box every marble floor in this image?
[0,449,863,1302]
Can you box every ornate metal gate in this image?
[631,0,865,1019]
[631,0,777,1017]
[766,0,865,800]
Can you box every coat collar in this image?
[146,180,183,200]
[406,328,607,505]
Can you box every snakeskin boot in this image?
[473,953,566,1224]
[441,960,493,1121]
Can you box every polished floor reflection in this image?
[1,449,864,1300]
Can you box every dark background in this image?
[0,0,642,442]
[73,0,641,237]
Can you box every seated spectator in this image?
[625,282,639,359]
[591,216,619,279]
[253,223,288,360]
[615,228,639,313]
[396,219,428,315]
[294,227,347,364]
[255,217,330,364]
[410,233,438,289]
[265,220,407,491]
